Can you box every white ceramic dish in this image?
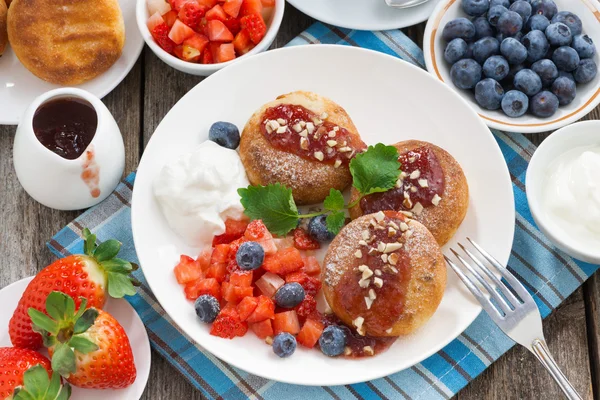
[526,120,600,264]
[0,0,143,126]
[0,277,151,399]
[131,45,515,386]
[288,0,442,31]
[423,0,600,134]
[136,0,285,76]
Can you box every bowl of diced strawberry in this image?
[137,0,284,75]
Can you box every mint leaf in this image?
[238,184,299,236]
[323,189,345,212]
[350,143,400,196]
[326,211,346,235]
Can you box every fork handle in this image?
[531,339,583,400]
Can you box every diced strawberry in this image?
[174,255,202,284]
[261,0,275,6]
[173,44,184,58]
[292,228,321,250]
[211,244,230,263]
[197,0,218,7]
[206,262,228,283]
[258,238,277,256]
[223,17,241,36]
[227,237,247,261]
[205,4,227,21]
[229,270,253,287]
[162,10,178,27]
[235,286,254,299]
[297,319,324,348]
[236,296,258,321]
[286,272,321,297]
[151,23,176,53]
[222,282,254,303]
[207,20,234,42]
[246,295,275,323]
[240,13,266,44]
[213,219,249,246]
[178,2,206,29]
[182,45,201,61]
[169,0,195,11]
[249,319,273,339]
[244,220,268,240]
[240,0,262,17]
[301,256,321,276]
[201,47,214,64]
[191,278,221,300]
[273,311,300,335]
[255,272,285,298]
[273,237,294,251]
[263,248,304,275]
[223,0,242,17]
[197,249,212,271]
[210,306,247,338]
[294,294,317,320]
[169,19,196,44]
[215,43,236,63]
[147,12,166,32]
[148,0,172,15]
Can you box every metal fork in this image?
[384,0,431,9]
[445,238,582,400]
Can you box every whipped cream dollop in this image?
[154,141,249,247]
[542,145,600,249]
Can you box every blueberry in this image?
[442,18,476,42]
[530,91,559,117]
[551,11,582,36]
[195,295,220,323]
[527,14,550,32]
[558,70,575,83]
[273,333,296,358]
[461,0,489,16]
[319,325,346,357]
[571,35,596,59]
[574,59,598,84]
[209,122,240,149]
[551,76,576,105]
[483,56,510,81]
[530,0,557,20]
[488,5,508,27]
[531,59,558,87]
[274,283,305,308]
[236,241,264,271]
[465,42,475,59]
[472,37,500,64]
[545,23,572,47]
[514,69,543,96]
[451,59,483,89]
[308,215,334,242]
[552,46,580,72]
[473,16,495,40]
[509,1,531,24]
[444,38,469,64]
[504,63,526,86]
[501,37,528,64]
[490,0,510,8]
[475,78,505,110]
[497,11,523,36]
[522,30,549,63]
[501,90,529,117]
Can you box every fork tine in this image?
[444,256,504,319]
[458,243,521,308]
[450,249,512,315]
[467,238,531,303]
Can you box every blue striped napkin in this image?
[48,24,598,399]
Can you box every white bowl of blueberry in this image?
[424,0,600,134]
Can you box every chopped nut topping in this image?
[432,194,441,206]
[299,120,306,128]
[268,120,280,130]
[361,230,370,240]
[344,347,352,356]
[418,179,429,188]
[292,123,302,133]
[410,170,421,179]
[373,277,383,288]
[365,297,374,310]
[374,211,386,222]
[306,122,315,134]
[395,179,403,189]
[380,254,388,263]
[408,156,416,163]
[312,117,323,126]
[338,147,352,152]
[359,240,368,246]
[402,198,413,209]
[300,137,309,150]
[368,289,376,300]
[384,242,403,253]
[377,242,386,252]
[358,278,370,288]
[299,129,308,137]
[399,171,408,179]
[388,227,397,237]
[385,328,393,334]
[326,147,334,155]
[265,124,274,134]
[362,269,374,280]
[400,222,409,232]
[328,131,336,138]
[314,151,324,161]
[334,159,342,168]
[354,250,363,258]
[321,112,329,119]
[353,316,365,332]
[327,140,338,147]
[363,346,375,356]
[333,126,340,132]
[404,230,413,239]
[390,266,398,273]
[388,253,399,266]
[388,221,399,230]
[265,336,273,345]
[358,265,368,272]
[277,126,288,134]
[410,186,418,193]
[368,247,377,255]
[276,118,286,125]
[374,269,382,276]
[400,211,413,217]
[412,202,424,215]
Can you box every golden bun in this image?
[349,140,469,246]
[322,210,446,337]
[0,0,6,56]
[7,0,125,85]
[239,91,365,205]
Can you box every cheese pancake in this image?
[0,0,7,56]
[7,0,125,85]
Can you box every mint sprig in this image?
[238,144,400,236]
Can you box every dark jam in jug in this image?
[33,97,98,160]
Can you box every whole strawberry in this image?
[29,291,137,389]
[10,228,136,350]
[0,347,71,399]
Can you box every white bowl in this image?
[424,0,600,134]
[526,120,600,264]
[136,0,284,76]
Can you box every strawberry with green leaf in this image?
[29,291,136,389]
[9,229,136,350]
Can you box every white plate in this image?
[0,277,151,399]
[0,0,143,125]
[423,0,600,134]
[288,0,442,31]
[131,45,515,386]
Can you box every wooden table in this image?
[1,5,599,399]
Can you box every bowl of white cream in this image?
[527,120,600,265]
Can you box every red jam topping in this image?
[360,146,445,214]
[335,213,412,337]
[260,104,366,165]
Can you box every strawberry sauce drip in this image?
[260,104,366,165]
[360,146,445,214]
